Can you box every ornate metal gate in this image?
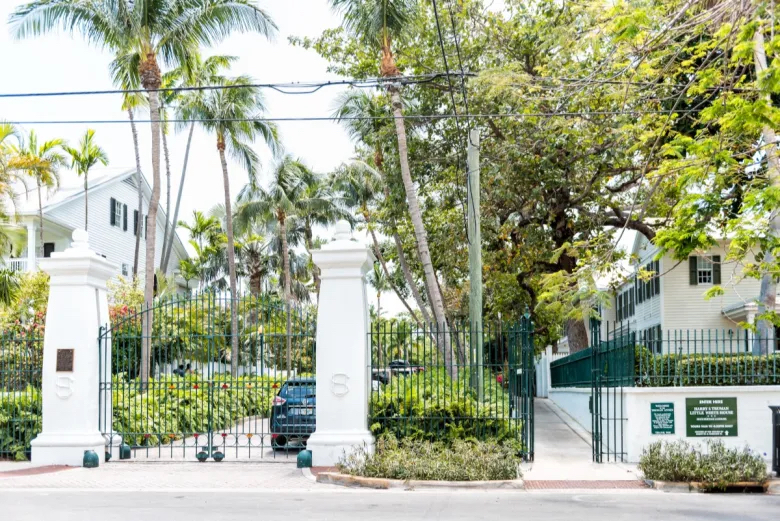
[367,316,535,461]
[590,322,634,462]
[98,294,315,460]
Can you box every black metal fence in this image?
[0,332,43,460]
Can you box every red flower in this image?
[193,384,199,389]
[221,383,228,389]
[496,374,504,384]
[221,433,227,438]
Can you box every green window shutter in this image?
[654,260,660,294]
[110,198,116,226]
[123,204,128,231]
[712,255,721,284]
[689,256,698,285]
[133,210,138,236]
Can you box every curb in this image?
[644,479,770,493]
[315,472,525,490]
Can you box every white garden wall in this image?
[550,386,779,463]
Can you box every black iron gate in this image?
[368,316,535,461]
[590,322,634,462]
[98,294,315,461]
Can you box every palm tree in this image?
[333,160,421,323]
[10,131,66,258]
[329,2,447,325]
[180,210,222,253]
[161,54,237,273]
[236,156,313,374]
[333,91,432,324]
[180,75,279,376]
[330,0,454,374]
[368,262,390,364]
[65,129,109,231]
[11,0,278,384]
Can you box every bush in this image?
[635,346,780,386]
[338,435,522,481]
[0,388,41,460]
[369,368,521,443]
[638,440,768,490]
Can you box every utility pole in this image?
[467,129,483,400]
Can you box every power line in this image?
[3,107,714,125]
[0,73,475,99]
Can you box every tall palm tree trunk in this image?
[37,179,44,258]
[129,108,143,279]
[140,55,163,387]
[303,226,322,298]
[364,209,420,324]
[160,128,172,276]
[280,214,292,374]
[162,122,195,272]
[84,173,89,231]
[387,85,454,376]
[218,143,240,377]
[753,26,779,355]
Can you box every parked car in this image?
[388,359,424,375]
[270,378,316,450]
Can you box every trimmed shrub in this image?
[638,440,768,490]
[338,435,522,481]
[635,346,780,386]
[0,388,41,460]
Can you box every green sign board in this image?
[685,397,738,437]
[650,402,675,435]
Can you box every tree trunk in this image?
[37,179,44,258]
[84,173,88,231]
[280,214,293,375]
[161,122,195,273]
[388,85,454,376]
[303,225,321,298]
[567,319,590,353]
[753,26,778,356]
[365,209,420,324]
[377,291,382,366]
[129,108,143,279]
[140,54,163,387]
[160,128,172,277]
[218,144,240,377]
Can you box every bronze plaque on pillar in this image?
[56,349,74,372]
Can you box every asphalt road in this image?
[1,490,777,521]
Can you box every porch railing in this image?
[2,258,46,273]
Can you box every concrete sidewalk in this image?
[521,399,639,481]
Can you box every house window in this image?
[110,198,123,228]
[697,256,713,284]
[43,242,55,258]
[121,263,129,277]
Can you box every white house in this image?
[597,232,780,353]
[5,168,190,288]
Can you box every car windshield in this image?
[283,384,315,399]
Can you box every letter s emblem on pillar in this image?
[55,375,75,399]
[330,373,350,397]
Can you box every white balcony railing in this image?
[3,257,45,272]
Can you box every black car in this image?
[270,378,316,449]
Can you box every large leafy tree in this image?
[11,0,277,383]
[179,74,279,376]
[65,129,109,231]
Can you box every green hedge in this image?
[0,388,41,460]
[369,368,521,443]
[635,347,780,386]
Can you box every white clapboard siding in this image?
[46,173,186,278]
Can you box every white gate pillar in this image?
[31,229,117,466]
[308,221,375,466]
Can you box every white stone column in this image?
[308,221,375,467]
[31,229,118,466]
[26,221,36,272]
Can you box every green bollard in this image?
[297,450,312,468]
[119,443,131,460]
[83,450,100,468]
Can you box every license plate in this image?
[295,407,314,415]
